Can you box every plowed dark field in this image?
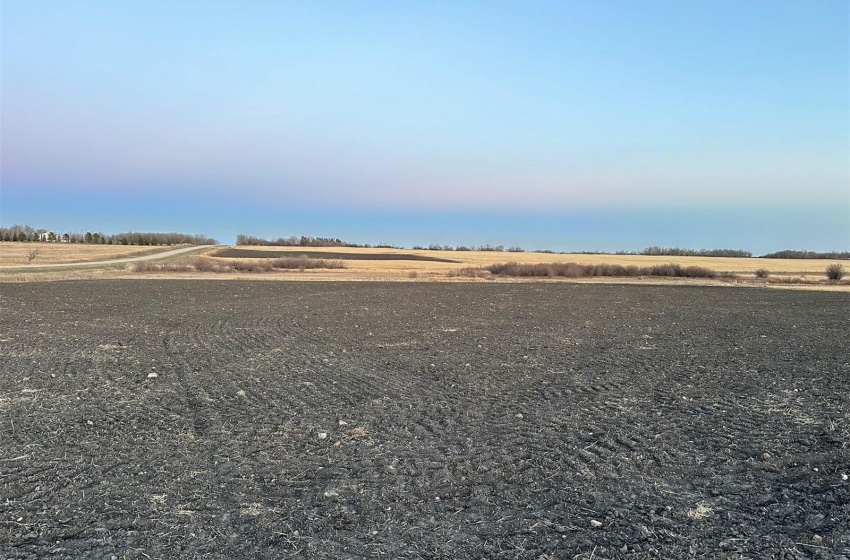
[1,281,848,559]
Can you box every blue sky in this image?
[2,0,848,251]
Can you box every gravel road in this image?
[0,245,217,270]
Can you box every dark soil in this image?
[1,281,848,559]
[213,248,461,263]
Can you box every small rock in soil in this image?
[590,519,603,528]
[147,372,158,378]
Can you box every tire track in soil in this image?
[153,312,432,553]
[472,365,674,484]
[158,330,251,528]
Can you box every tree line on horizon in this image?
[235,234,847,259]
[759,249,850,260]
[4,225,845,259]
[0,224,217,246]
[636,246,849,259]
[235,234,372,248]
[639,246,752,258]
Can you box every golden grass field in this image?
[0,242,179,267]
[1,244,847,291]
[215,245,846,277]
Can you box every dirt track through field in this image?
[1,281,848,559]
[0,245,216,270]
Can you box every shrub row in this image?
[132,256,346,273]
[131,262,196,273]
[450,262,719,279]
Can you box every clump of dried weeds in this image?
[686,502,713,520]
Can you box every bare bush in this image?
[754,268,770,278]
[193,257,234,273]
[641,264,718,278]
[826,263,845,280]
[131,261,194,273]
[232,260,273,273]
[26,249,39,264]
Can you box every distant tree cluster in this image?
[641,246,752,258]
[107,232,218,245]
[760,250,850,260]
[0,224,43,242]
[0,224,216,245]
[235,234,404,248]
[416,243,509,252]
[236,234,367,247]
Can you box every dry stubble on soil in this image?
[1,281,848,559]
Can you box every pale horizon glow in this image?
[1,1,848,250]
